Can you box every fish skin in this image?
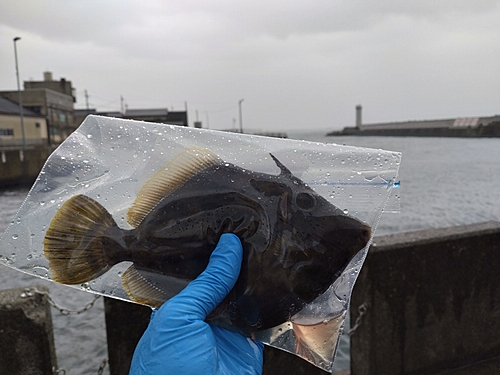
[44,151,371,334]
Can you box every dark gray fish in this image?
[44,147,371,334]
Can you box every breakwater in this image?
[3,221,497,374]
[0,147,54,188]
[328,120,500,137]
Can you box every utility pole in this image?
[85,90,89,110]
[238,99,244,133]
[13,37,26,149]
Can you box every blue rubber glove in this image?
[129,233,264,375]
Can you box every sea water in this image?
[1,133,499,373]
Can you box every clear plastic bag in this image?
[0,115,401,371]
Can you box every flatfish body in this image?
[44,147,371,333]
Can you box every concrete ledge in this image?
[0,147,54,188]
[351,221,500,374]
[371,220,500,250]
[0,285,58,375]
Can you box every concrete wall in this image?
[0,285,58,375]
[104,298,151,375]
[0,147,53,187]
[350,221,500,374]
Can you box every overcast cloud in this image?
[1,0,499,132]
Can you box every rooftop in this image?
[0,96,44,117]
[124,108,169,117]
[74,108,188,126]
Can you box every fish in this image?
[43,146,371,334]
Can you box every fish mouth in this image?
[326,214,372,259]
[356,222,372,254]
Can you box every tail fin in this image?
[44,194,118,285]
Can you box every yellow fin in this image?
[44,194,117,284]
[121,265,169,308]
[127,147,221,227]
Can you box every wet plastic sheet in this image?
[0,115,401,372]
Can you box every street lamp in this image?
[238,99,244,133]
[13,36,26,149]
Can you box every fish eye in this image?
[296,192,316,211]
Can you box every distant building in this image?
[24,71,76,100]
[1,71,189,146]
[74,108,188,128]
[0,96,48,147]
[0,72,76,144]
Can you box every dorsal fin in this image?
[127,147,221,227]
[270,153,293,177]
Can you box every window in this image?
[36,122,41,128]
[0,128,14,136]
[50,127,60,137]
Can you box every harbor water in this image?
[1,133,500,374]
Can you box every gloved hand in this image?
[129,233,264,375]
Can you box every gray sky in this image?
[1,0,499,132]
